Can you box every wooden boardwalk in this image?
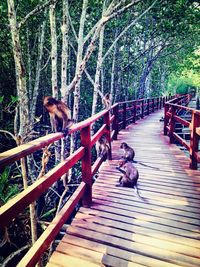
[47,110,200,267]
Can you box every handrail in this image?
[164,94,199,169]
[0,95,169,266]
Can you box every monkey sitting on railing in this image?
[43,96,73,136]
[96,135,110,161]
[102,93,112,110]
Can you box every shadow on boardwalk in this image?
[47,110,200,267]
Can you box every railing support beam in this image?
[189,112,199,170]
[80,125,92,207]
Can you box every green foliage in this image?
[0,95,4,103]
[0,167,19,205]
[167,74,196,95]
[39,207,56,220]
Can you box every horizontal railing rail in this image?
[164,94,200,169]
[0,95,171,266]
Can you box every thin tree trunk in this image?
[61,0,69,102]
[110,31,117,103]
[50,3,58,98]
[72,0,88,123]
[91,14,105,116]
[7,0,29,137]
[31,18,46,122]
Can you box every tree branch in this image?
[18,0,59,29]
[102,0,158,62]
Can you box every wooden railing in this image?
[0,95,169,266]
[164,94,200,169]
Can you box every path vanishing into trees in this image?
[47,109,200,267]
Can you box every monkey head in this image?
[120,142,129,149]
[43,96,58,113]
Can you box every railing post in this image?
[112,104,119,140]
[163,97,165,108]
[80,125,92,207]
[159,97,162,109]
[141,100,144,118]
[147,99,150,115]
[169,106,176,143]
[123,102,126,129]
[152,98,155,113]
[133,101,136,123]
[189,112,199,169]
[104,111,112,160]
[164,103,169,135]
[157,97,159,110]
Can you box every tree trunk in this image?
[72,0,88,123]
[7,0,29,137]
[91,1,106,116]
[50,3,58,98]
[61,0,69,102]
[30,19,46,122]
[110,31,118,103]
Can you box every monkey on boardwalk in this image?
[102,93,112,110]
[120,142,159,170]
[96,135,110,161]
[43,96,73,134]
[116,158,145,200]
[120,142,135,161]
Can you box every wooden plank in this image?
[92,188,200,214]
[84,203,200,232]
[56,242,104,265]
[92,192,200,220]
[102,254,145,267]
[93,184,200,207]
[79,207,200,240]
[48,251,101,267]
[94,179,200,201]
[70,220,200,258]
[65,225,200,267]
[60,235,184,267]
[74,212,200,248]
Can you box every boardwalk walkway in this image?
[47,110,200,267]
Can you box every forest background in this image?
[0,0,199,266]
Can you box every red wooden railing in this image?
[0,95,171,266]
[164,94,200,169]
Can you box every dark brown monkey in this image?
[96,135,110,161]
[120,142,135,161]
[102,93,111,110]
[116,158,144,200]
[43,96,73,133]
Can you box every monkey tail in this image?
[133,185,147,202]
[133,160,160,170]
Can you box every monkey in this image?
[116,158,144,200]
[120,142,159,170]
[102,93,112,110]
[43,96,73,134]
[120,142,135,161]
[96,135,110,161]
